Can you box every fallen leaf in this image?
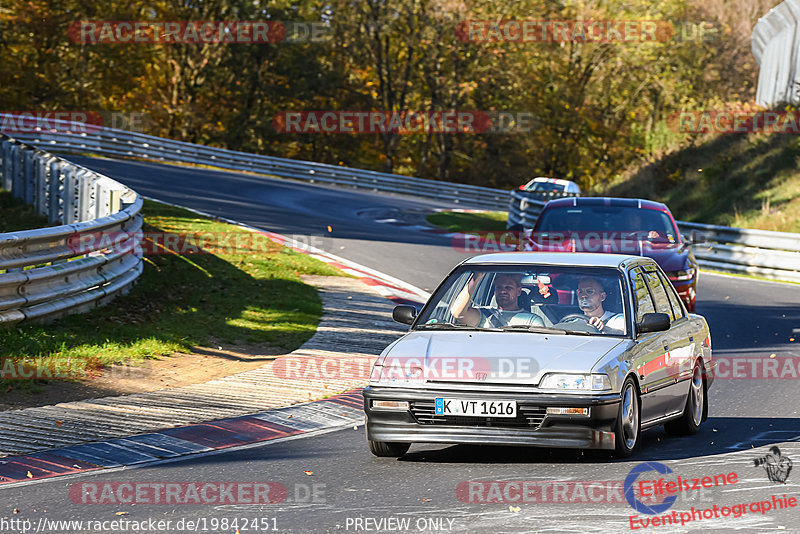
[287,415,293,419]
[509,505,521,513]
[26,471,33,479]
[56,420,63,427]
[423,498,431,502]
[116,512,128,516]
[304,471,313,476]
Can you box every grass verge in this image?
[426,210,508,232]
[607,130,800,232]
[0,191,50,232]
[1,199,343,393]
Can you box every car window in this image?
[643,269,673,320]
[536,206,678,242]
[629,268,655,323]
[658,270,685,319]
[416,265,628,336]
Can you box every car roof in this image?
[543,196,668,211]
[462,252,654,268]
[529,177,574,186]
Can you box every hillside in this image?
[605,132,800,233]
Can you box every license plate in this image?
[434,398,516,417]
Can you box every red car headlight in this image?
[667,267,696,282]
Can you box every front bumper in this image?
[363,386,621,450]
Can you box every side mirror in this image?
[688,229,706,244]
[637,312,671,334]
[392,305,418,325]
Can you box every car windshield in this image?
[536,206,678,242]
[416,265,628,336]
[529,181,564,192]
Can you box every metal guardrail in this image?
[508,195,800,283]
[2,114,510,212]
[752,0,800,107]
[0,133,142,325]
[5,114,799,285]
[506,189,548,228]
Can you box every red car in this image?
[526,197,701,312]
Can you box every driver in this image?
[576,276,625,334]
[626,212,660,240]
[451,272,545,328]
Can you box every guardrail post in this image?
[77,170,96,222]
[48,160,63,224]
[62,166,80,224]
[35,154,53,216]
[0,140,9,191]
[23,149,36,205]
[10,143,22,199]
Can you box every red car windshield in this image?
[535,206,678,242]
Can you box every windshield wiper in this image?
[499,325,568,335]
[415,322,506,332]
[415,322,486,331]
[559,329,593,336]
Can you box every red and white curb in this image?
[0,199,428,486]
[0,392,364,486]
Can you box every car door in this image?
[651,268,696,414]
[627,267,670,423]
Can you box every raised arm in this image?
[450,272,485,327]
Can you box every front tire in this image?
[665,362,705,436]
[368,439,410,458]
[613,377,641,458]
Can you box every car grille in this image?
[410,401,546,429]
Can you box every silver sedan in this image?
[363,252,714,458]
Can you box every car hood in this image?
[374,330,625,387]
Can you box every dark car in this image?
[526,197,701,312]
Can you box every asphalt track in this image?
[2,156,799,533]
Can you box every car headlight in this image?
[666,267,696,281]
[538,373,611,391]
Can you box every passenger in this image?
[451,272,544,328]
[576,276,625,334]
